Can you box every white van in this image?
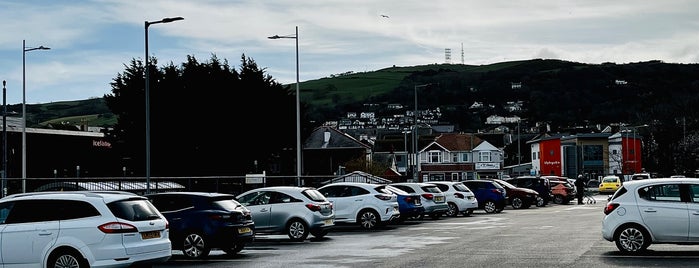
[630,173,651,180]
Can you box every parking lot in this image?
[157,193,699,268]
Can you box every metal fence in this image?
[0,175,342,198]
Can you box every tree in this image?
[103,54,296,177]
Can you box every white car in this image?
[602,177,699,253]
[389,182,449,220]
[236,186,335,241]
[317,182,400,230]
[0,191,171,267]
[429,181,479,216]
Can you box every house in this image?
[417,133,504,182]
[303,126,372,178]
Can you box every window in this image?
[461,152,471,162]
[479,151,491,162]
[429,151,442,163]
[451,173,458,181]
[639,184,682,202]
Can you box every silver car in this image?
[236,186,334,241]
[318,182,400,230]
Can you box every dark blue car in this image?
[461,180,506,213]
[145,192,256,259]
[379,185,425,222]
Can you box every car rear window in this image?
[452,183,471,192]
[422,185,442,193]
[212,198,245,210]
[303,189,329,202]
[108,198,163,221]
[382,185,409,195]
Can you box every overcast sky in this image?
[1,0,698,105]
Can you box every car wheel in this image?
[615,224,651,253]
[511,197,524,209]
[553,195,564,204]
[183,233,211,259]
[463,209,474,216]
[49,249,87,268]
[222,243,245,255]
[536,196,546,207]
[358,209,380,230]
[310,229,329,238]
[287,219,310,241]
[445,202,459,217]
[483,200,497,214]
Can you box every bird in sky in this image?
[380,14,389,18]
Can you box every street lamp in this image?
[145,16,183,194]
[22,40,50,193]
[2,80,6,197]
[413,83,432,182]
[268,26,301,186]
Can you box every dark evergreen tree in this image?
[104,54,296,177]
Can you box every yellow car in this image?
[598,175,622,193]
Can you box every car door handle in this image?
[643,209,657,213]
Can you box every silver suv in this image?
[0,191,171,267]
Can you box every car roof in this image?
[620,177,699,189]
[145,191,235,197]
[2,190,142,202]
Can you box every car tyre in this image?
[287,219,310,241]
[183,233,211,259]
[511,197,524,209]
[463,209,474,216]
[536,196,546,207]
[358,209,380,230]
[222,243,245,255]
[553,195,564,204]
[445,202,459,217]
[49,248,87,268]
[615,224,651,253]
[310,229,329,238]
[483,200,497,214]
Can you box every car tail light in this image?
[305,203,322,212]
[209,214,232,220]
[374,194,393,201]
[454,192,464,199]
[421,193,434,200]
[98,222,138,233]
[604,203,620,215]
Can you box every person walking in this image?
[575,174,585,204]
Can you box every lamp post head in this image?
[161,17,184,23]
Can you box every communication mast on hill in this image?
[461,43,464,64]
[445,48,452,64]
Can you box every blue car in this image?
[461,180,506,213]
[379,184,425,222]
[145,192,256,259]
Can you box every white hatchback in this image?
[0,191,171,267]
[318,182,400,230]
[602,177,699,253]
[429,181,479,217]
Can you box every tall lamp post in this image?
[144,17,183,194]
[268,26,301,186]
[413,84,432,182]
[22,40,50,193]
[2,80,6,197]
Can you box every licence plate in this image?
[238,227,252,234]
[141,231,161,240]
[324,219,334,226]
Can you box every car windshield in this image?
[381,185,409,195]
[452,183,470,192]
[494,179,516,189]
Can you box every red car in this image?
[490,179,539,209]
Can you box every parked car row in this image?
[0,178,595,266]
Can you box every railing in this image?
[0,175,340,197]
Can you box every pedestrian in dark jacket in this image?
[575,175,585,204]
